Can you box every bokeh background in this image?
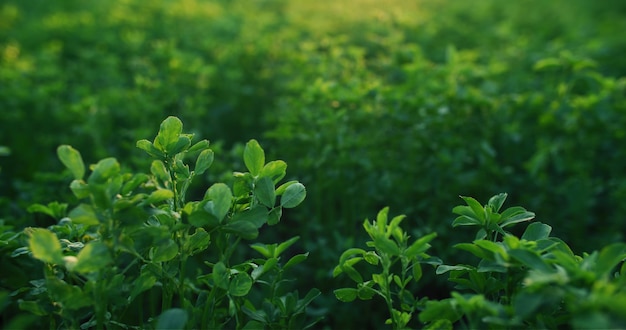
[1,0,625,328]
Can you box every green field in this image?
[1,0,625,329]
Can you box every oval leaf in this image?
[244,139,265,176]
[28,228,64,264]
[280,183,306,208]
[204,183,233,222]
[57,145,85,180]
[195,149,214,175]
[254,176,276,208]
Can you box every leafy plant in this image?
[333,207,440,329]
[19,116,318,329]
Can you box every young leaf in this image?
[68,204,99,226]
[213,262,230,290]
[57,145,85,180]
[280,183,306,208]
[73,241,112,274]
[284,253,309,271]
[500,208,535,228]
[334,288,358,302]
[222,220,259,240]
[168,136,191,155]
[151,239,178,262]
[254,176,276,208]
[145,189,174,204]
[204,183,233,222]
[154,116,183,153]
[276,236,300,257]
[521,222,552,241]
[229,273,253,297]
[88,157,120,184]
[275,180,298,195]
[187,139,210,154]
[137,139,165,159]
[267,206,282,225]
[194,149,214,175]
[487,193,507,213]
[244,139,265,176]
[151,160,170,184]
[260,160,287,184]
[458,196,486,223]
[27,228,64,264]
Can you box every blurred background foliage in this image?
[1,0,625,328]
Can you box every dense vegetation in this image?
[1,0,625,328]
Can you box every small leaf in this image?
[195,149,214,175]
[184,228,210,255]
[500,209,535,228]
[522,222,552,241]
[88,158,120,184]
[187,139,210,154]
[412,261,423,282]
[68,204,99,226]
[595,243,626,278]
[168,136,191,155]
[267,207,282,225]
[130,271,157,302]
[28,228,64,264]
[204,183,233,222]
[145,189,174,204]
[213,262,230,290]
[374,236,400,256]
[459,196,485,223]
[509,249,552,272]
[244,139,265,176]
[230,205,268,228]
[254,176,276,208]
[260,160,287,184]
[57,145,85,180]
[229,273,253,297]
[137,139,165,158]
[151,160,170,184]
[156,308,188,330]
[280,183,306,208]
[405,233,436,259]
[154,116,183,153]
[70,179,90,199]
[275,180,298,196]
[222,221,259,240]
[487,193,507,213]
[73,242,112,274]
[151,239,178,262]
[284,253,309,270]
[275,236,300,257]
[334,288,358,302]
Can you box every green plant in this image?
[19,116,319,329]
[333,207,441,329]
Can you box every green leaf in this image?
[184,228,210,255]
[229,273,253,297]
[156,308,188,330]
[28,228,64,264]
[121,173,150,195]
[260,160,287,184]
[436,264,474,275]
[223,220,259,240]
[168,136,191,155]
[47,277,92,310]
[487,193,507,213]
[275,180,298,196]
[195,149,214,175]
[334,288,358,302]
[522,222,552,241]
[412,262,423,282]
[213,262,230,290]
[454,243,493,260]
[70,179,90,199]
[284,253,309,270]
[88,157,121,184]
[374,236,400,256]
[500,207,535,228]
[73,241,111,274]
[595,243,626,277]
[230,205,268,228]
[204,183,233,222]
[57,145,85,180]
[459,196,486,223]
[68,204,99,226]
[280,183,306,208]
[254,176,276,207]
[276,236,300,257]
[154,116,183,153]
[145,189,174,204]
[244,139,265,176]
[187,139,210,154]
[509,249,552,272]
[151,239,178,262]
[342,263,364,283]
[267,206,282,225]
[405,232,437,259]
[151,160,170,183]
[130,271,157,302]
[137,139,164,159]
